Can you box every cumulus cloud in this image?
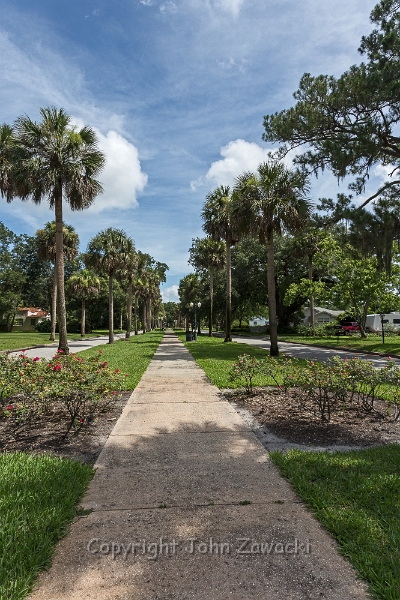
[140,0,154,5]
[192,139,272,189]
[162,285,179,302]
[90,130,148,213]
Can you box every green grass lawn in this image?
[0,452,94,600]
[0,331,107,352]
[78,330,164,390]
[270,446,400,600]
[278,333,400,355]
[176,331,305,388]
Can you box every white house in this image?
[365,312,400,331]
[249,316,269,333]
[302,306,342,325]
[13,307,51,332]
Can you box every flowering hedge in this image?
[1,350,127,435]
[230,353,400,422]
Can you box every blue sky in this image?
[0,0,383,301]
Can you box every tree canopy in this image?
[262,0,400,206]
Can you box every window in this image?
[393,319,400,324]
[30,319,36,326]
[317,317,330,323]
[15,318,23,326]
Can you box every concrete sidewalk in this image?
[29,331,370,600]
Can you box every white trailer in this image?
[365,313,400,331]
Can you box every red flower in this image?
[115,369,120,373]
[79,418,83,423]
[98,350,103,355]
[33,356,40,362]
[53,363,62,371]
[7,405,13,410]
[102,361,107,367]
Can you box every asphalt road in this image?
[216,333,398,368]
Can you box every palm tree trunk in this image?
[134,294,138,335]
[55,189,69,354]
[109,274,114,344]
[308,256,315,333]
[267,233,279,356]
[148,298,152,330]
[143,300,146,334]
[209,268,213,337]
[50,264,57,341]
[225,239,232,342]
[81,298,86,337]
[126,280,133,339]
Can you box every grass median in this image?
[78,329,164,390]
[278,333,400,355]
[0,452,94,600]
[270,446,400,600]
[175,330,306,388]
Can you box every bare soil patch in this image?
[0,392,130,464]
[227,387,400,447]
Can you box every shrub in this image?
[1,350,127,435]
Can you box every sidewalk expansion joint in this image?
[82,500,297,514]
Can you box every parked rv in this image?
[365,313,400,332]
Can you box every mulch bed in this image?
[227,387,400,447]
[0,392,131,464]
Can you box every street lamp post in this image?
[379,313,385,344]
[189,302,201,341]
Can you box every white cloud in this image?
[199,139,272,188]
[162,285,179,302]
[140,0,154,5]
[90,130,148,213]
[373,163,396,183]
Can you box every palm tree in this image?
[188,237,225,336]
[84,228,133,344]
[36,222,79,340]
[0,124,13,201]
[67,269,100,337]
[234,161,311,356]
[201,186,239,342]
[4,107,105,353]
[116,246,138,339]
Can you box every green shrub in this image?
[2,350,127,435]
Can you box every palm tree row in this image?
[1,106,168,351]
[201,160,312,356]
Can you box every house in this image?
[249,316,269,333]
[301,306,342,325]
[365,312,400,331]
[13,307,51,332]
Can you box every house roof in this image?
[18,307,49,318]
[313,307,342,317]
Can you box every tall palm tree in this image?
[67,269,100,337]
[36,222,79,340]
[0,124,13,201]
[202,186,239,342]
[116,246,138,339]
[188,237,225,336]
[234,161,311,356]
[4,107,105,353]
[85,228,133,344]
